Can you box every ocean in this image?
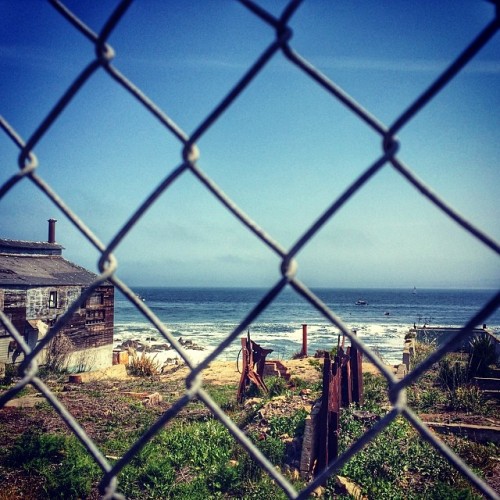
[113,287,500,366]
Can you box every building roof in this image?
[0,238,63,256]
[0,253,99,286]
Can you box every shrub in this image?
[410,341,436,370]
[362,373,388,410]
[206,384,237,412]
[128,351,161,377]
[44,333,74,373]
[289,376,311,391]
[437,357,469,391]
[448,385,486,414]
[468,333,496,377]
[408,385,446,411]
[308,358,322,372]
[0,362,18,386]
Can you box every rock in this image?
[152,344,171,350]
[244,397,263,407]
[62,384,79,392]
[336,475,366,499]
[273,395,287,402]
[311,486,325,497]
[143,392,162,406]
[352,410,379,423]
[122,391,149,400]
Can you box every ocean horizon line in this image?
[126,285,497,292]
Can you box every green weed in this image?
[437,357,470,391]
[238,434,286,482]
[118,419,237,498]
[448,385,486,414]
[362,372,389,411]
[334,409,480,499]
[266,376,289,398]
[407,384,446,411]
[206,384,238,412]
[268,408,308,439]
[6,431,99,498]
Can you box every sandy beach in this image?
[156,355,387,386]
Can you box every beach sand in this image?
[159,356,388,386]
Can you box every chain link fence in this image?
[1,1,499,498]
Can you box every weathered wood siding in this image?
[73,285,114,349]
[0,288,27,363]
[0,285,114,363]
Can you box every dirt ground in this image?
[160,357,386,386]
[1,357,499,497]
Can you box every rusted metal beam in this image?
[237,331,273,403]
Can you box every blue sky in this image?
[1,1,499,289]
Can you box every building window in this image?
[49,291,58,308]
[85,309,105,325]
[87,293,104,307]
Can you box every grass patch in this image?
[0,351,497,498]
[331,409,485,499]
[6,431,100,498]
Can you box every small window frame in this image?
[48,290,58,308]
[87,293,104,307]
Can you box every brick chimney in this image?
[48,218,57,244]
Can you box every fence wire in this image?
[1,1,499,498]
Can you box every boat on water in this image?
[355,299,368,305]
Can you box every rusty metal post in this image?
[302,323,308,357]
[315,352,342,478]
[237,334,271,402]
[340,347,352,407]
[237,337,249,403]
[350,343,363,405]
[328,354,340,462]
[315,352,331,474]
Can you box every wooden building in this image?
[0,220,114,371]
